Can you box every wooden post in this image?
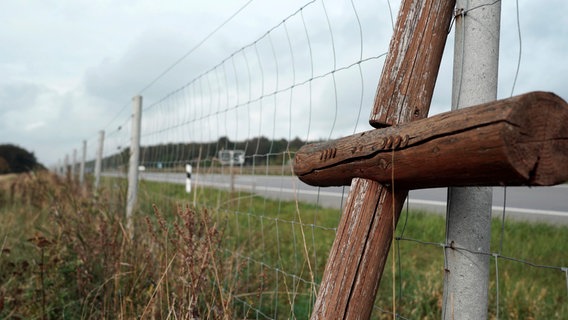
[309,1,455,319]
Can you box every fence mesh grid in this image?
[75,0,568,318]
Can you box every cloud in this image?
[1,0,568,167]
[0,83,44,112]
[24,121,46,132]
[0,83,65,137]
[83,28,239,108]
[0,80,115,165]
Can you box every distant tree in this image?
[289,137,305,151]
[0,157,9,173]
[0,144,46,174]
[218,136,231,150]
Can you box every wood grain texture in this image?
[295,92,568,188]
[310,1,455,319]
[369,0,454,128]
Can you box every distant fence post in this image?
[71,148,77,181]
[126,95,143,220]
[57,159,62,176]
[230,151,235,193]
[443,0,501,319]
[64,154,70,179]
[94,130,105,192]
[79,140,87,186]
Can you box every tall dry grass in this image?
[0,172,244,319]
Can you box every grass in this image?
[374,212,568,319]
[0,172,566,319]
[0,173,240,319]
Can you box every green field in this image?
[1,173,566,319]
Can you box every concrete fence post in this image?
[64,154,70,179]
[71,149,77,181]
[443,1,501,319]
[94,130,105,191]
[79,140,87,185]
[126,95,142,220]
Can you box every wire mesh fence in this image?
[67,0,567,318]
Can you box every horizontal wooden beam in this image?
[294,91,568,189]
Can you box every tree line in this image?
[99,136,308,169]
[0,144,45,174]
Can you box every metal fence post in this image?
[443,1,501,319]
[94,130,105,191]
[126,95,143,220]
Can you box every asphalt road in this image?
[135,171,568,225]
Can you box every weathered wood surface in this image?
[369,0,452,128]
[309,0,455,319]
[295,91,568,189]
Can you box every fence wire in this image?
[66,0,568,318]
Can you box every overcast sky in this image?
[1,0,567,167]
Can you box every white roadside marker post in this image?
[185,164,192,193]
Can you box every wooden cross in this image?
[293,1,568,319]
